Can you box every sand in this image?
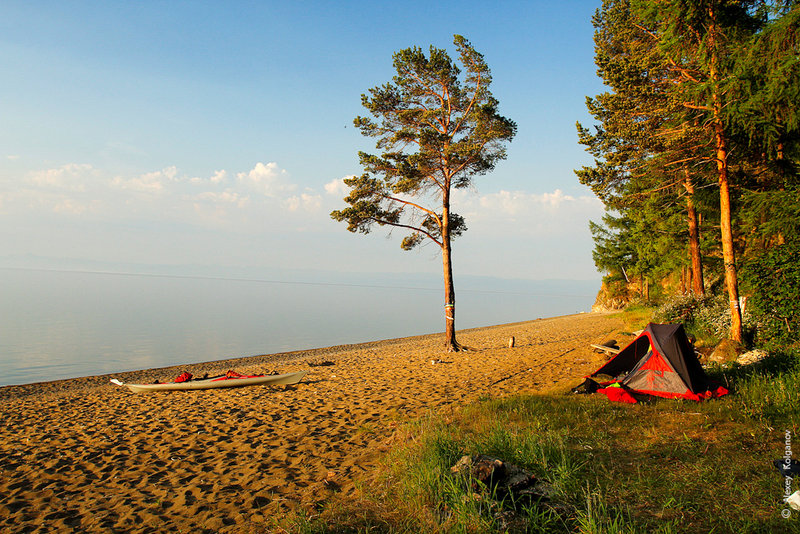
[0,312,625,533]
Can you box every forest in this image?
[577,0,799,348]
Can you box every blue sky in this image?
[1,1,606,282]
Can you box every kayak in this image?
[110,370,307,393]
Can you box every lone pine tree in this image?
[331,35,515,351]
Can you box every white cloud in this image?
[12,164,106,216]
[195,190,250,208]
[452,188,603,237]
[191,195,250,225]
[8,161,365,241]
[539,189,576,208]
[237,162,295,197]
[112,166,178,193]
[2,160,605,279]
[28,163,97,191]
[189,169,225,185]
[211,169,226,184]
[285,193,323,212]
[191,169,228,185]
[53,198,92,215]
[324,176,352,198]
[471,189,584,214]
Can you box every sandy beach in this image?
[0,312,625,533]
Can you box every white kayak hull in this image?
[111,370,307,393]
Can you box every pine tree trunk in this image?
[441,200,460,352]
[442,244,459,352]
[681,265,687,295]
[684,171,705,296]
[717,155,743,342]
[709,16,743,342]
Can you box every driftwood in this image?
[590,344,620,355]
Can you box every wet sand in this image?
[0,312,625,532]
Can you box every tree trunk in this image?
[684,170,705,296]
[441,200,460,351]
[717,155,743,342]
[709,15,743,342]
[680,265,687,294]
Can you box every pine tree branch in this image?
[369,217,443,248]
[380,193,440,224]
[449,137,492,178]
[681,102,712,111]
[624,177,684,201]
[452,70,482,135]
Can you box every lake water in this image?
[0,268,598,386]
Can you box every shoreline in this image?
[1,267,599,389]
[0,312,626,532]
[1,312,595,394]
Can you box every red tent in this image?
[591,323,727,401]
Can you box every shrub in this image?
[653,293,703,324]
[741,238,800,349]
[653,293,754,345]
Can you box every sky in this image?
[0,0,607,283]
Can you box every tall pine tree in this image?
[633,0,765,342]
[331,36,516,351]
[577,0,711,298]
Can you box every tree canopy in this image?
[332,35,516,351]
[578,0,799,343]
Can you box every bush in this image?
[741,238,800,349]
[653,293,703,324]
[653,293,754,345]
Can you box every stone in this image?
[450,455,474,475]
[708,339,742,364]
[736,349,768,366]
[450,454,562,528]
[500,462,536,494]
[508,336,515,348]
[451,455,505,489]
[787,490,800,512]
[450,455,543,499]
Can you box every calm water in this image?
[0,268,597,386]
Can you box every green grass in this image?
[615,304,654,332]
[279,348,800,533]
[711,348,800,428]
